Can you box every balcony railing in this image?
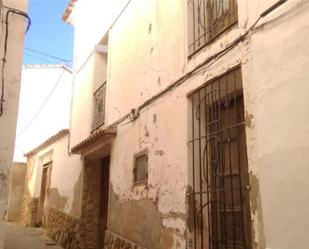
[92,82,106,131]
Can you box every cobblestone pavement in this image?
[3,222,63,249]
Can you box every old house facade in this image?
[0,1,29,248]
[16,1,309,249]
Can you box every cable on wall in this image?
[0,3,31,117]
[108,0,290,128]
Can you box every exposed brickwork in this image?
[44,207,81,249]
[104,231,147,249]
[79,160,101,249]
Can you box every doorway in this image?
[37,162,52,225]
[98,156,110,249]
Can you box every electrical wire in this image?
[66,0,290,151]
[16,70,65,137]
[24,47,72,63]
[0,3,31,116]
[108,0,290,129]
[24,51,55,64]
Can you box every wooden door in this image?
[98,156,110,249]
[37,162,52,225]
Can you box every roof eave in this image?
[62,0,77,24]
[25,129,69,157]
[71,126,117,154]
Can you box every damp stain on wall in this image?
[249,173,266,249]
[108,185,163,249]
[48,188,68,211]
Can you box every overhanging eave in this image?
[71,126,117,154]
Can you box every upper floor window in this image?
[188,0,238,56]
[92,82,106,130]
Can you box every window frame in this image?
[133,149,149,186]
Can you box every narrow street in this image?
[3,222,63,249]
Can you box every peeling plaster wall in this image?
[0,0,27,248]
[241,3,309,249]
[69,0,309,249]
[24,135,83,219]
[109,85,189,247]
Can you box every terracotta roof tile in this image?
[62,0,77,23]
[25,129,69,157]
[71,126,117,154]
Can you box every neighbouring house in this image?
[14,64,73,163]
[15,1,309,249]
[5,64,72,222]
[20,129,83,232]
[0,0,29,248]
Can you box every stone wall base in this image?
[44,207,81,249]
[104,231,147,249]
[20,191,39,227]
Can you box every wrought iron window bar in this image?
[92,82,106,131]
[188,0,238,56]
[188,67,251,249]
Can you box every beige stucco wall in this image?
[26,135,83,218]
[0,0,28,248]
[14,65,72,162]
[242,3,309,248]
[68,0,309,249]
[6,162,26,221]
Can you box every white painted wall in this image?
[0,1,28,248]
[14,65,72,162]
[67,0,309,248]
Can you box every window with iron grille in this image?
[133,150,148,185]
[188,0,238,56]
[188,67,251,249]
[92,82,106,130]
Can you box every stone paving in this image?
[3,222,63,249]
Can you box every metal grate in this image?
[188,68,251,249]
[188,0,238,56]
[92,82,106,131]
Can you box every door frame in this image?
[98,156,110,249]
[37,161,52,225]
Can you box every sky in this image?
[23,0,74,65]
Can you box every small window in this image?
[188,0,238,56]
[133,150,148,185]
